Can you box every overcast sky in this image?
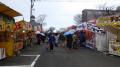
[0,0,120,30]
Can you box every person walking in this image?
[55,33,59,47]
[48,33,55,52]
[79,30,86,47]
[36,34,41,45]
[72,34,78,49]
[27,33,33,47]
[59,33,66,48]
[66,34,73,50]
[45,35,49,51]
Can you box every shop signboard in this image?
[0,15,5,31]
[109,39,120,56]
[97,14,120,27]
[6,24,13,32]
[108,33,120,56]
[25,22,32,31]
[14,21,24,31]
[4,16,14,32]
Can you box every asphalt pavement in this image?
[0,44,43,67]
[34,45,120,67]
[0,43,120,67]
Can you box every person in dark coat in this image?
[41,35,45,43]
[66,34,73,50]
[36,34,41,45]
[59,33,66,47]
[48,33,55,51]
[79,30,86,47]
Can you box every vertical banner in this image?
[0,16,5,31]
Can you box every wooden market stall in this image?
[0,2,21,58]
[14,20,26,55]
[25,22,34,47]
[14,20,33,50]
[97,14,120,56]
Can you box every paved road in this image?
[34,45,120,67]
[0,44,42,66]
[1,44,120,67]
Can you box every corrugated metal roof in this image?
[0,2,22,17]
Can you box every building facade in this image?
[82,9,118,22]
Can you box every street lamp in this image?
[31,15,35,22]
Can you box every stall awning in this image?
[0,2,22,17]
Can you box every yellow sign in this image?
[5,23,14,32]
[0,20,5,31]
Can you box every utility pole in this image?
[30,0,40,30]
[30,0,32,23]
[30,0,35,23]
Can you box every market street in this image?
[1,44,120,67]
[1,0,120,67]
[34,44,120,67]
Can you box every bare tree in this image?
[98,3,115,16]
[37,14,47,25]
[74,14,82,24]
[36,14,47,32]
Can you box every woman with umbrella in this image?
[64,30,74,50]
[36,31,41,45]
